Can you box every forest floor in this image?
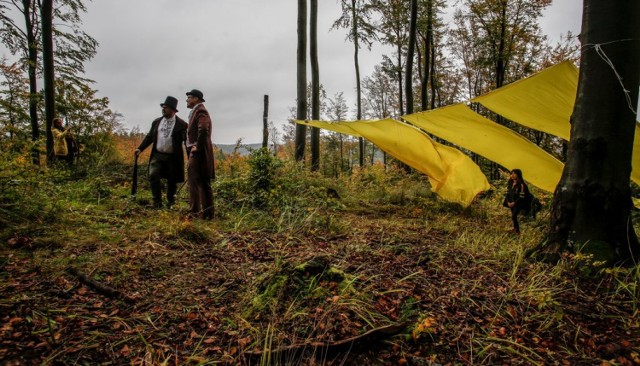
[1,168,639,365]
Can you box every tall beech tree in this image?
[454,0,550,179]
[415,0,446,110]
[464,0,551,90]
[371,0,410,116]
[310,0,320,171]
[295,0,308,162]
[41,0,54,163]
[0,0,40,163]
[417,0,433,111]
[0,0,98,164]
[535,1,640,265]
[404,0,418,115]
[333,0,377,167]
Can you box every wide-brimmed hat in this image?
[160,96,179,111]
[186,89,205,102]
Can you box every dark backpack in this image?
[529,196,542,218]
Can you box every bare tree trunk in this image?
[429,44,436,109]
[262,95,269,149]
[339,135,344,172]
[397,46,404,116]
[351,0,365,168]
[397,0,418,174]
[421,0,433,111]
[536,0,640,265]
[310,0,320,171]
[295,0,308,162]
[405,0,417,116]
[496,3,506,90]
[22,0,39,165]
[41,0,55,165]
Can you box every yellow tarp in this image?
[403,103,564,193]
[472,61,577,140]
[296,119,490,207]
[633,128,640,186]
[471,60,640,187]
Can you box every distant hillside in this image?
[215,143,263,156]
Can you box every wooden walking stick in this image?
[131,154,139,199]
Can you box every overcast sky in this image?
[79,0,582,144]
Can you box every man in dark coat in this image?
[135,96,188,209]
[185,89,215,220]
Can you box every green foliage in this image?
[0,131,128,236]
[0,157,58,227]
[248,148,282,207]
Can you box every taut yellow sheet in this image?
[403,103,564,193]
[470,60,640,187]
[472,61,577,140]
[296,119,490,207]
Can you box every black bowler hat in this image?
[186,89,205,102]
[160,96,179,111]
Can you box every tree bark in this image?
[310,0,320,171]
[262,95,269,149]
[350,0,365,168]
[538,0,640,265]
[421,0,433,111]
[405,0,417,115]
[397,45,404,116]
[22,0,39,165]
[295,0,308,162]
[41,0,55,164]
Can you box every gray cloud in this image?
[79,0,580,144]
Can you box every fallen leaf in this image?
[120,345,131,356]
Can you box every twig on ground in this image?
[66,266,135,303]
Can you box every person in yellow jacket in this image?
[51,118,75,165]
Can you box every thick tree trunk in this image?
[295,0,308,162]
[41,0,55,164]
[310,0,320,171]
[539,1,640,265]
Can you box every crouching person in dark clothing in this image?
[135,96,188,209]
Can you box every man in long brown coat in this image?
[185,89,215,220]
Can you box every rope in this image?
[582,39,639,116]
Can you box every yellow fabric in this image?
[472,61,577,140]
[633,127,640,186]
[296,119,490,207]
[470,60,640,188]
[403,103,564,193]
